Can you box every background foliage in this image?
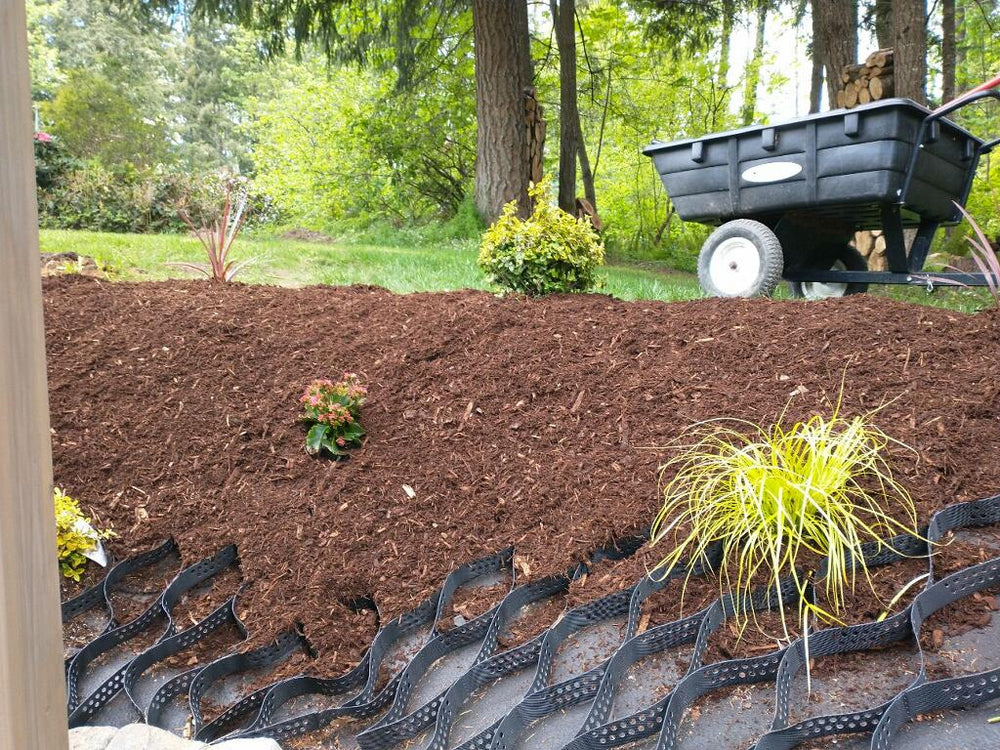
[25,0,1000,263]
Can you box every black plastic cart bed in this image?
[644,89,1000,298]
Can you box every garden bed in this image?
[45,276,1000,680]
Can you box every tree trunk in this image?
[472,0,534,223]
[809,0,824,112]
[875,0,893,49]
[552,0,579,213]
[741,1,768,124]
[892,0,926,103]
[578,140,596,211]
[815,0,858,108]
[717,0,735,92]
[955,0,965,91]
[942,0,956,103]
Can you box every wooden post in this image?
[0,2,70,749]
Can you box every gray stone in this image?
[67,724,281,750]
[213,739,283,750]
[105,724,204,750]
[69,726,118,750]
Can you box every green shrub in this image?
[34,132,76,190]
[55,487,114,582]
[478,178,605,296]
[35,153,279,235]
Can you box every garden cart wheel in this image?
[788,245,870,299]
[697,219,784,298]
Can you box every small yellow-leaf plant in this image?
[55,487,115,581]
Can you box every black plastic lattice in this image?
[61,494,1000,750]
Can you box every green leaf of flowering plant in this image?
[320,434,346,457]
[305,423,329,455]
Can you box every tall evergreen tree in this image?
[942,0,957,103]
[813,0,859,108]
[136,0,535,222]
[552,0,581,213]
[471,0,534,221]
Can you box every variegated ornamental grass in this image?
[652,399,920,638]
[168,185,252,282]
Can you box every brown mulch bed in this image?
[45,277,1000,679]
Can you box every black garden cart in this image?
[644,77,1000,298]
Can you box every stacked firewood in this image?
[837,49,895,109]
[841,50,896,270]
[854,230,888,272]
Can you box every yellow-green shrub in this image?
[652,404,918,636]
[55,487,114,581]
[478,178,605,296]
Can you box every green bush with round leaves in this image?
[478,178,605,296]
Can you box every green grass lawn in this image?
[38,228,994,312]
[38,229,705,302]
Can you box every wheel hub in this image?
[708,237,762,296]
[801,259,849,299]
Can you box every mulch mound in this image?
[44,277,1000,677]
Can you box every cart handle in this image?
[899,79,1000,209]
[921,73,1000,153]
[932,73,1000,115]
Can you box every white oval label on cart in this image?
[741,161,803,183]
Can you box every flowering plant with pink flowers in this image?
[300,374,368,457]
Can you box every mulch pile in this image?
[45,277,1000,677]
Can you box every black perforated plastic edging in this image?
[425,575,571,750]
[66,544,238,726]
[62,538,179,639]
[228,547,525,744]
[177,629,311,736]
[555,494,1000,750]
[62,494,1000,750]
[355,549,519,750]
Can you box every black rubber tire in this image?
[787,244,870,299]
[697,220,784,298]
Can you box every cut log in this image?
[840,50,895,109]
[869,75,894,100]
[870,233,888,272]
[866,48,893,68]
[842,63,866,80]
[854,231,875,258]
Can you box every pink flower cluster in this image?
[300,374,367,457]
[319,403,354,428]
[34,131,54,143]
[300,374,367,427]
